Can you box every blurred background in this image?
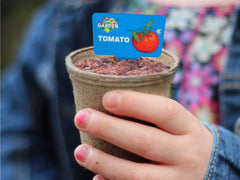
[1,0,45,70]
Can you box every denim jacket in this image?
[1,1,240,179]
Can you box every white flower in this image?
[200,16,228,35]
[196,106,215,123]
[166,9,198,30]
[193,36,221,63]
[220,26,232,45]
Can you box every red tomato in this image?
[132,31,159,53]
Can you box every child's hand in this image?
[74,90,213,180]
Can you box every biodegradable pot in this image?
[66,46,179,162]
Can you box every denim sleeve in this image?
[1,2,60,180]
[219,5,240,134]
[1,67,59,180]
[203,122,240,180]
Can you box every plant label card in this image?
[92,13,166,60]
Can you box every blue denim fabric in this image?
[219,5,240,134]
[1,1,114,179]
[1,1,240,180]
[203,122,240,180]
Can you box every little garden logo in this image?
[97,17,118,33]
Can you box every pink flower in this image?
[165,39,184,59]
[173,70,182,84]
[180,63,218,106]
[100,20,104,24]
[133,10,143,15]
[213,6,235,17]
[189,98,219,124]
[156,7,169,16]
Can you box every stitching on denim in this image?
[207,125,219,180]
[220,83,240,90]
[221,74,240,80]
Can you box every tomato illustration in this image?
[132,31,159,53]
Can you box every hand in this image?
[73,90,213,180]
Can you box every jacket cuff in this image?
[202,122,240,180]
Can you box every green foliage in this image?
[146,19,154,27]
[130,19,154,42]
[131,31,140,42]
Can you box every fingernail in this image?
[93,175,107,180]
[99,175,107,180]
[75,111,90,130]
[75,145,89,163]
[103,91,120,108]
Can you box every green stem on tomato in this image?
[129,19,155,42]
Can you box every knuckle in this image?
[179,141,202,167]
[183,129,212,168]
[186,152,202,170]
[185,151,200,165]
[192,120,204,132]
[87,111,107,137]
[86,149,102,174]
[135,131,152,156]
[129,170,144,180]
[162,99,179,119]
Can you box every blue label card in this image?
[92,13,166,60]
